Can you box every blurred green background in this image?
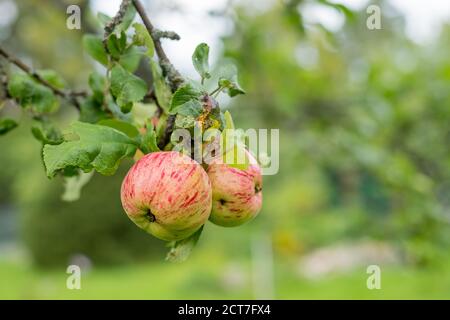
[1,0,450,299]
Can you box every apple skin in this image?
[121,151,212,241]
[207,150,262,227]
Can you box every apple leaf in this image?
[43,121,138,178]
[8,73,59,114]
[140,124,160,154]
[223,110,235,130]
[192,43,211,82]
[110,64,148,113]
[62,170,95,202]
[150,60,172,112]
[106,32,127,60]
[97,119,139,138]
[0,118,18,135]
[115,5,136,34]
[82,34,108,66]
[166,225,204,262]
[216,63,245,97]
[119,46,143,73]
[132,23,154,58]
[169,83,202,115]
[79,97,111,124]
[31,120,63,145]
[97,12,112,26]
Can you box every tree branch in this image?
[103,0,132,51]
[0,46,84,110]
[132,0,184,91]
[132,0,184,148]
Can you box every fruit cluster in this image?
[121,149,262,241]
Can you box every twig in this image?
[0,46,84,110]
[103,0,132,51]
[132,0,184,91]
[132,0,184,148]
[152,29,180,41]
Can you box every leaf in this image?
[88,72,106,104]
[166,226,204,262]
[106,32,127,60]
[82,34,108,66]
[62,170,94,202]
[150,60,172,112]
[223,110,235,130]
[0,118,18,135]
[97,12,112,26]
[31,120,63,145]
[216,62,245,97]
[132,23,154,58]
[37,70,66,89]
[110,64,148,113]
[218,77,245,97]
[116,5,136,34]
[174,114,196,129]
[97,119,139,138]
[169,83,202,114]
[43,121,138,178]
[175,100,203,117]
[119,46,143,73]
[192,43,211,81]
[79,97,110,124]
[140,124,160,154]
[8,73,59,114]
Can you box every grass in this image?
[1,252,450,299]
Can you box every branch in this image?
[0,46,85,110]
[132,0,184,91]
[103,0,132,51]
[132,0,184,148]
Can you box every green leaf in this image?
[97,119,139,138]
[217,63,245,97]
[169,83,202,114]
[43,121,138,178]
[132,23,154,57]
[88,72,106,104]
[82,35,108,66]
[37,70,66,89]
[174,114,196,129]
[175,100,203,117]
[150,60,172,112]
[119,46,143,73]
[116,5,136,34]
[97,12,112,26]
[79,96,110,124]
[223,110,235,130]
[62,170,94,202]
[166,226,204,262]
[8,73,59,114]
[192,43,211,81]
[110,64,148,113]
[140,124,160,154]
[106,32,127,60]
[31,120,63,145]
[0,118,18,135]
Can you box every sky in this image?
[90,0,450,77]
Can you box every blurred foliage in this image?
[0,0,449,278]
[222,0,450,265]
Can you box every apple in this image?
[207,149,262,227]
[121,151,212,241]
